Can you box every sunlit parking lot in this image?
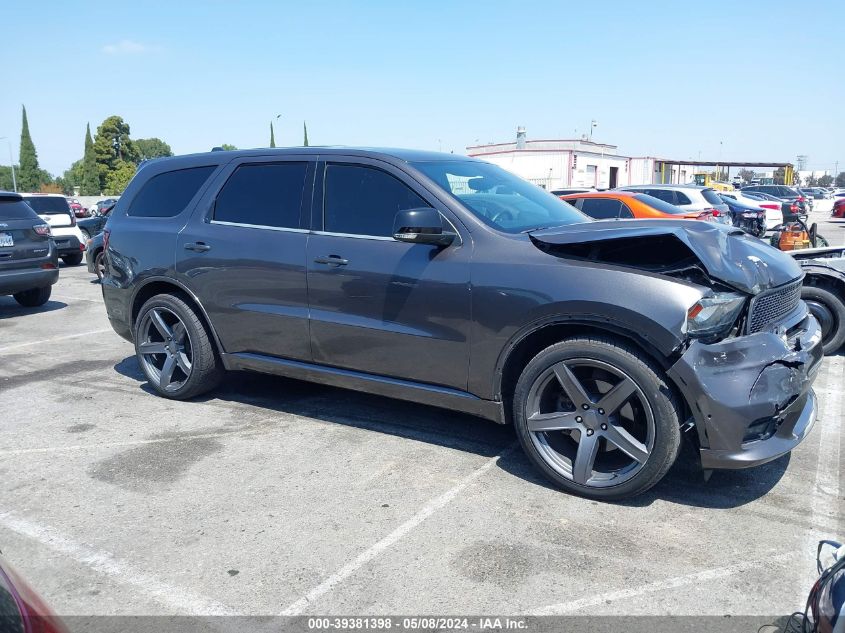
[0,259,842,621]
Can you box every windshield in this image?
[411,160,588,232]
[23,196,71,215]
[632,193,687,215]
[701,189,724,205]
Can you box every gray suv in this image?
[101,148,822,500]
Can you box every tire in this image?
[803,285,845,354]
[62,253,84,266]
[12,286,52,307]
[815,234,830,247]
[134,293,223,399]
[94,251,106,280]
[512,335,682,501]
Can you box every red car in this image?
[832,198,845,219]
[67,198,88,218]
[0,552,70,633]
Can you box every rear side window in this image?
[127,166,216,217]
[700,189,723,205]
[22,196,71,215]
[214,162,307,229]
[579,198,622,219]
[324,164,429,237]
[644,189,676,204]
[633,194,686,215]
[0,199,40,220]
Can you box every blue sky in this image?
[2,0,843,176]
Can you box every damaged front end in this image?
[529,219,824,470]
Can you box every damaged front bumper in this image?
[668,310,823,469]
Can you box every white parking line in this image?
[279,445,517,616]
[0,329,112,354]
[0,512,239,616]
[805,354,844,589]
[532,551,796,615]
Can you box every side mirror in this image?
[392,208,455,247]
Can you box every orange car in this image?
[560,191,724,222]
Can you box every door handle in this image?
[184,242,211,253]
[314,255,348,266]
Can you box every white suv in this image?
[616,184,731,223]
[20,193,87,265]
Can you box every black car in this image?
[78,202,114,239]
[719,194,766,237]
[742,184,810,213]
[101,148,822,500]
[0,191,59,307]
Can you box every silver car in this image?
[615,184,731,223]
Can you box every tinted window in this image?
[675,192,693,205]
[22,196,71,215]
[128,166,216,217]
[619,202,634,219]
[700,189,723,205]
[0,199,40,220]
[579,198,622,219]
[644,189,676,204]
[214,162,307,228]
[325,164,429,236]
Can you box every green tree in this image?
[61,158,84,192]
[135,137,173,162]
[270,122,276,148]
[737,168,755,183]
[94,116,138,190]
[0,165,19,191]
[104,160,137,195]
[18,105,43,191]
[303,121,309,147]
[773,167,787,185]
[836,172,845,187]
[805,174,817,186]
[818,174,834,187]
[81,123,100,195]
[220,144,237,151]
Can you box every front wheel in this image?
[512,336,682,500]
[134,293,223,399]
[13,286,51,307]
[803,285,845,354]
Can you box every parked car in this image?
[90,198,118,216]
[78,201,115,239]
[19,193,86,265]
[560,190,723,222]
[788,246,845,354]
[67,197,87,218]
[0,191,59,306]
[85,231,106,280]
[101,148,822,501]
[718,194,766,237]
[832,198,845,219]
[0,550,71,633]
[719,190,783,229]
[614,184,731,222]
[742,184,810,213]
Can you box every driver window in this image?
[325,164,430,237]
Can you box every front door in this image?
[609,166,619,189]
[306,159,472,390]
[176,157,314,361]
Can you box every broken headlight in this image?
[686,292,746,340]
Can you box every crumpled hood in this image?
[529,219,803,295]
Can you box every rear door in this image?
[0,198,51,270]
[176,155,315,361]
[22,196,74,228]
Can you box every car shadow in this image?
[0,297,67,319]
[114,356,789,508]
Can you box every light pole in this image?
[0,137,16,192]
[589,120,597,141]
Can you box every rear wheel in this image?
[134,293,223,399]
[512,336,682,500]
[13,286,51,307]
[94,251,106,280]
[803,285,845,354]
[62,253,84,266]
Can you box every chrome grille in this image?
[747,279,803,333]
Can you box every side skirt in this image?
[221,352,507,424]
